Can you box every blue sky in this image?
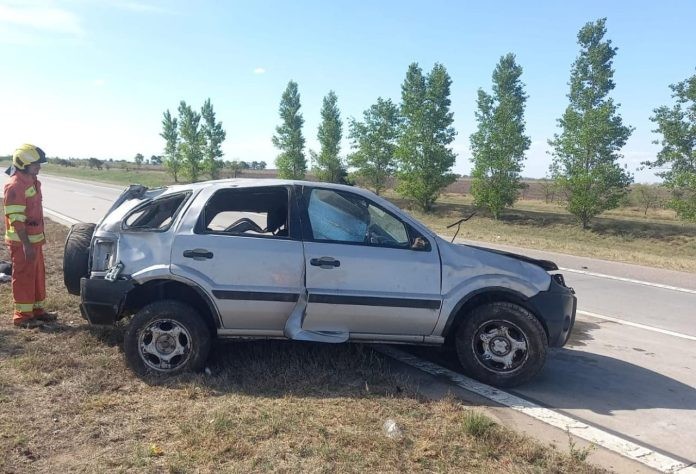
[1,0,694,182]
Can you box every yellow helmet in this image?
[13,144,47,170]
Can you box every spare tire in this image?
[63,223,96,296]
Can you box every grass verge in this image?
[0,214,602,472]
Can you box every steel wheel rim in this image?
[472,319,529,373]
[138,318,193,372]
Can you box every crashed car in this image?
[63,179,576,387]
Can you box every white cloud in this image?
[98,0,175,15]
[253,67,266,75]
[0,3,83,36]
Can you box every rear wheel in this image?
[124,300,211,377]
[455,302,547,388]
[63,222,96,295]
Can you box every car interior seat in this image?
[266,207,288,236]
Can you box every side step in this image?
[284,291,348,343]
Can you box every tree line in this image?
[159,17,695,226]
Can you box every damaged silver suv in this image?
[64,179,576,387]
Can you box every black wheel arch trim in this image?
[81,276,223,328]
[443,287,532,335]
[443,279,576,348]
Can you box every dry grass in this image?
[0,214,602,473]
[395,192,696,273]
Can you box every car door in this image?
[300,186,442,336]
[170,184,304,333]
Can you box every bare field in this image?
[0,214,601,473]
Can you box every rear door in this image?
[300,187,442,336]
[170,185,304,333]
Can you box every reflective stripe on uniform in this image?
[8,213,26,223]
[5,229,44,243]
[25,186,37,198]
[33,300,45,309]
[14,302,34,313]
[4,204,26,215]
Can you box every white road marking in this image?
[560,267,696,295]
[578,310,696,342]
[377,346,693,473]
[44,207,81,226]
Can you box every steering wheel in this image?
[366,225,389,245]
[223,218,264,234]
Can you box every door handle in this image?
[310,257,341,268]
[183,249,214,260]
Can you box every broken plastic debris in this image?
[383,419,403,440]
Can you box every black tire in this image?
[63,222,96,295]
[124,300,211,377]
[455,302,547,388]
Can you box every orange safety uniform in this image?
[3,171,47,324]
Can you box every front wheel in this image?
[124,300,211,377]
[455,302,547,388]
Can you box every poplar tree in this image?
[396,63,457,211]
[549,18,633,228]
[201,98,226,180]
[645,71,696,221]
[178,100,205,182]
[273,81,306,179]
[470,54,530,219]
[160,109,182,182]
[312,91,346,183]
[348,97,401,195]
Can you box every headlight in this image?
[92,239,116,271]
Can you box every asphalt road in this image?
[3,172,695,466]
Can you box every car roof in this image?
[164,178,374,197]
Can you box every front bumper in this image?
[528,275,577,347]
[80,277,134,325]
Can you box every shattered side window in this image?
[123,193,189,231]
[308,189,368,242]
[307,189,411,248]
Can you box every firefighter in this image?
[3,144,57,328]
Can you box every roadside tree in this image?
[273,81,306,179]
[549,18,633,228]
[134,153,144,167]
[644,71,696,221]
[178,101,205,182]
[88,157,103,170]
[348,97,401,195]
[396,63,457,211]
[201,98,227,180]
[160,109,182,182]
[312,91,347,183]
[470,53,530,219]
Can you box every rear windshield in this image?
[123,192,190,231]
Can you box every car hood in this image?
[463,244,558,271]
[436,236,552,297]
